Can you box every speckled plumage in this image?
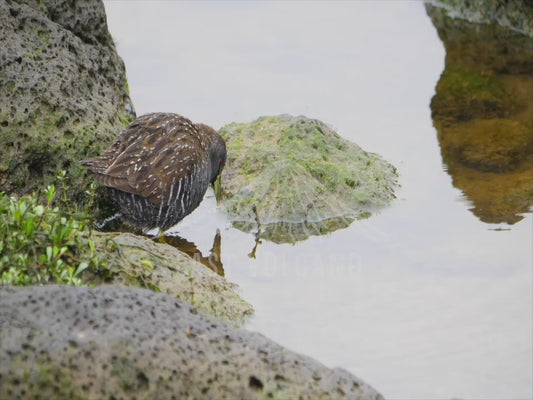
[81,113,226,230]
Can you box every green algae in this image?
[0,106,116,204]
[219,115,398,243]
[0,0,135,206]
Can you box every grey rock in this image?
[0,285,384,400]
[425,0,533,37]
[0,0,135,201]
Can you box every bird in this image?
[81,113,226,231]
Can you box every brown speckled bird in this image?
[81,113,226,231]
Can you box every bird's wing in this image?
[99,126,206,206]
[80,115,154,173]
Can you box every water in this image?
[103,2,533,399]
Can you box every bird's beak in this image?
[213,175,222,206]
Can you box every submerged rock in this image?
[0,0,135,202]
[219,115,398,243]
[0,285,384,400]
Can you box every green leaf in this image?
[46,185,56,205]
[75,262,89,277]
[24,219,36,237]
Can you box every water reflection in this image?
[162,230,224,276]
[427,4,533,224]
[233,216,356,245]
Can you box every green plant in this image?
[56,169,71,212]
[0,185,102,286]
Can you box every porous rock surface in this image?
[87,232,253,327]
[220,115,398,243]
[0,0,135,201]
[425,0,533,37]
[0,285,384,400]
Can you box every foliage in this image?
[0,185,103,286]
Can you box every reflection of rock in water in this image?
[162,230,224,276]
[234,216,358,245]
[427,4,533,224]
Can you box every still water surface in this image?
[104,2,532,399]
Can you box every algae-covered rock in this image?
[86,232,253,326]
[0,0,135,202]
[427,4,533,224]
[219,115,398,243]
[0,285,384,400]
[425,0,533,37]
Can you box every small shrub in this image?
[0,185,101,286]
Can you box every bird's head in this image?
[198,124,227,205]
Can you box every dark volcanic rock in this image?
[0,0,135,201]
[0,285,384,400]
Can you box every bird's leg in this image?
[252,204,261,230]
[248,205,262,259]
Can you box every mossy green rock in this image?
[0,0,135,203]
[219,115,398,243]
[86,232,253,327]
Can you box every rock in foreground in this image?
[0,285,384,400]
[219,115,398,244]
